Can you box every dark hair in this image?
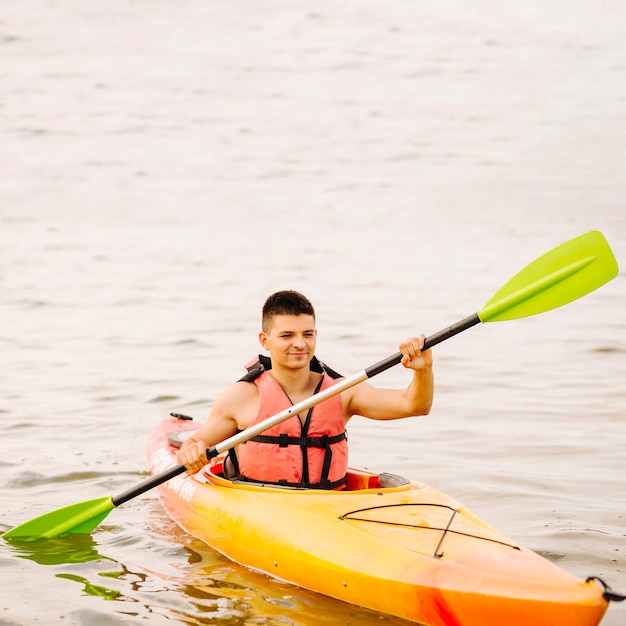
[262,290,315,332]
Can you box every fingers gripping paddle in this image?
[4,230,618,540]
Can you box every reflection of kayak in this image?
[148,416,610,626]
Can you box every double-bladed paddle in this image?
[4,230,618,540]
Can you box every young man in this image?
[178,290,434,489]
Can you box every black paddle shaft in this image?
[113,463,187,507]
[365,314,480,377]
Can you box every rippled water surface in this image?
[2,1,625,625]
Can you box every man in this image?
[178,290,433,489]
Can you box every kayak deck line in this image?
[148,416,615,626]
[339,503,522,558]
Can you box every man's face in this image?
[259,314,317,369]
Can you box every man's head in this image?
[261,290,315,333]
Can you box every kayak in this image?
[148,415,610,626]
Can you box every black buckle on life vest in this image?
[304,432,346,448]
[278,433,290,448]
[306,435,328,448]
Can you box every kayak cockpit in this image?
[167,426,412,493]
[204,459,412,492]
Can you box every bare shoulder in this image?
[211,380,259,428]
[212,380,256,409]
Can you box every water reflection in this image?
[5,533,106,566]
[56,572,122,601]
[174,541,419,626]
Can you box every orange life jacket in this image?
[234,355,348,489]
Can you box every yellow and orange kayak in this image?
[148,416,610,626]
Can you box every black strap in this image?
[238,355,343,383]
[226,447,240,476]
[248,432,347,447]
[586,577,626,602]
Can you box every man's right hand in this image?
[177,439,209,474]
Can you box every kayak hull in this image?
[148,417,608,626]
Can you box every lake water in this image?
[1,1,625,624]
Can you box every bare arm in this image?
[343,335,434,421]
[177,382,253,473]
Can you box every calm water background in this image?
[1,1,625,624]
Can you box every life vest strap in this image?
[248,432,347,448]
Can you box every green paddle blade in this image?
[3,497,114,540]
[478,230,619,323]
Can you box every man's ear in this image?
[258,331,269,350]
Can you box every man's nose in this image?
[292,334,306,346]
